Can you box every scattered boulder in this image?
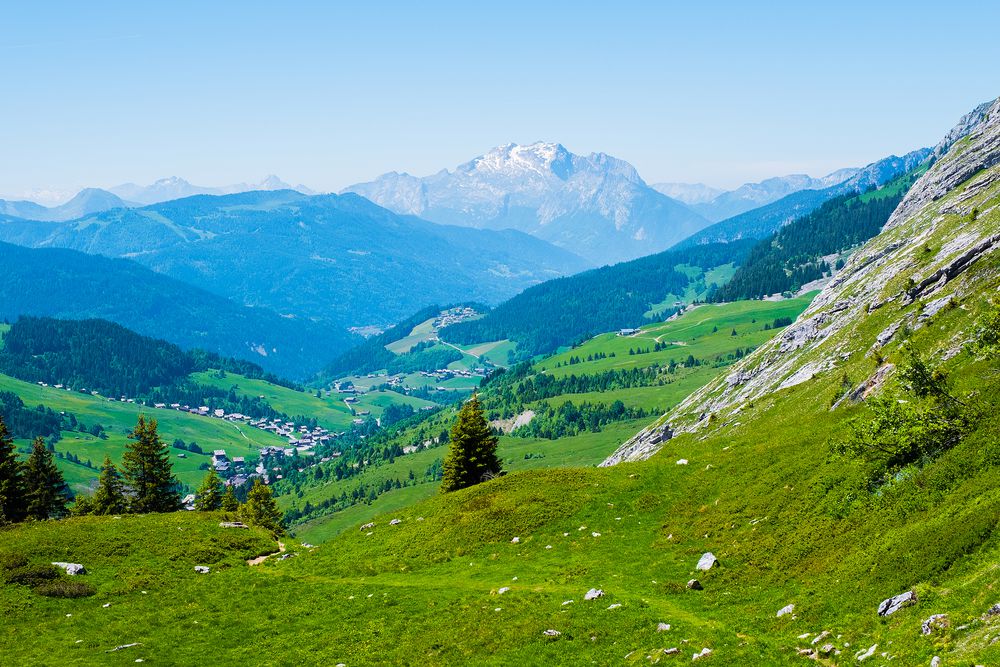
[819,644,835,655]
[696,553,718,571]
[921,614,949,635]
[676,459,689,465]
[359,522,375,531]
[657,623,671,632]
[511,536,520,544]
[687,579,703,590]
[607,603,622,610]
[542,629,561,638]
[776,604,795,617]
[986,603,1000,616]
[52,562,86,576]
[692,647,712,661]
[877,590,916,616]
[584,588,604,600]
[664,647,680,655]
[811,630,831,645]
[218,521,248,529]
[497,587,510,595]
[856,644,877,662]
[930,657,942,667]
[194,566,210,574]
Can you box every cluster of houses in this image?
[432,306,480,328]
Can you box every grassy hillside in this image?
[280,297,814,540]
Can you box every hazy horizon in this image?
[3,1,998,203]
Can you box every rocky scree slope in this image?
[604,97,1000,465]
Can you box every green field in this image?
[540,295,814,378]
[285,419,648,543]
[0,373,287,492]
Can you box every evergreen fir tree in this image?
[92,455,127,515]
[23,437,69,520]
[122,415,180,513]
[195,469,224,511]
[0,415,26,525]
[440,394,501,492]
[239,479,284,535]
[221,484,240,512]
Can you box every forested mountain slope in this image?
[440,240,754,359]
[0,191,590,329]
[0,241,353,379]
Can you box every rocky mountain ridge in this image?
[603,97,1000,465]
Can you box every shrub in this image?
[0,552,28,571]
[6,563,61,587]
[35,579,96,598]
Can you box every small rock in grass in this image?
[664,648,680,655]
[657,623,671,632]
[545,545,553,549]
[692,647,712,661]
[52,562,86,576]
[607,603,622,610]
[986,603,1000,616]
[584,588,604,600]
[797,633,811,640]
[102,603,111,608]
[877,590,916,616]
[797,648,815,658]
[389,518,402,526]
[543,629,561,637]
[497,587,510,595]
[591,532,601,538]
[930,657,942,667]
[219,521,247,529]
[696,553,717,571]
[511,536,520,544]
[921,614,949,635]
[194,566,210,574]
[359,522,375,531]
[562,600,574,606]
[819,643,834,654]
[687,579,703,590]
[811,630,830,645]
[676,459,688,465]
[776,604,795,617]
[856,644,877,661]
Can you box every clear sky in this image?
[2,1,998,203]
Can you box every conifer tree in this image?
[239,479,284,535]
[0,415,26,525]
[23,437,69,520]
[441,394,501,492]
[122,415,180,513]
[92,455,127,515]
[221,483,240,512]
[195,468,224,511]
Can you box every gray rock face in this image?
[696,553,718,571]
[194,565,210,574]
[601,96,1000,466]
[51,562,86,575]
[877,590,916,616]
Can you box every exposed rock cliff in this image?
[603,97,1000,465]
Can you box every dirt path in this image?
[247,541,285,566]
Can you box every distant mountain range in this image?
[659,169,860,222]
[0,240,355,379]
[109,175,316,205]
[344,142,711,265]
[674,148,931,248]
[0,190,589,334]
[0,188,131,222]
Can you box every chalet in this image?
[213,409,225,418]
[618,328,641,336]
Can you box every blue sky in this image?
[2,1,998,202]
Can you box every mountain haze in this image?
[345,142,710,265]
[109,175,316,205]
